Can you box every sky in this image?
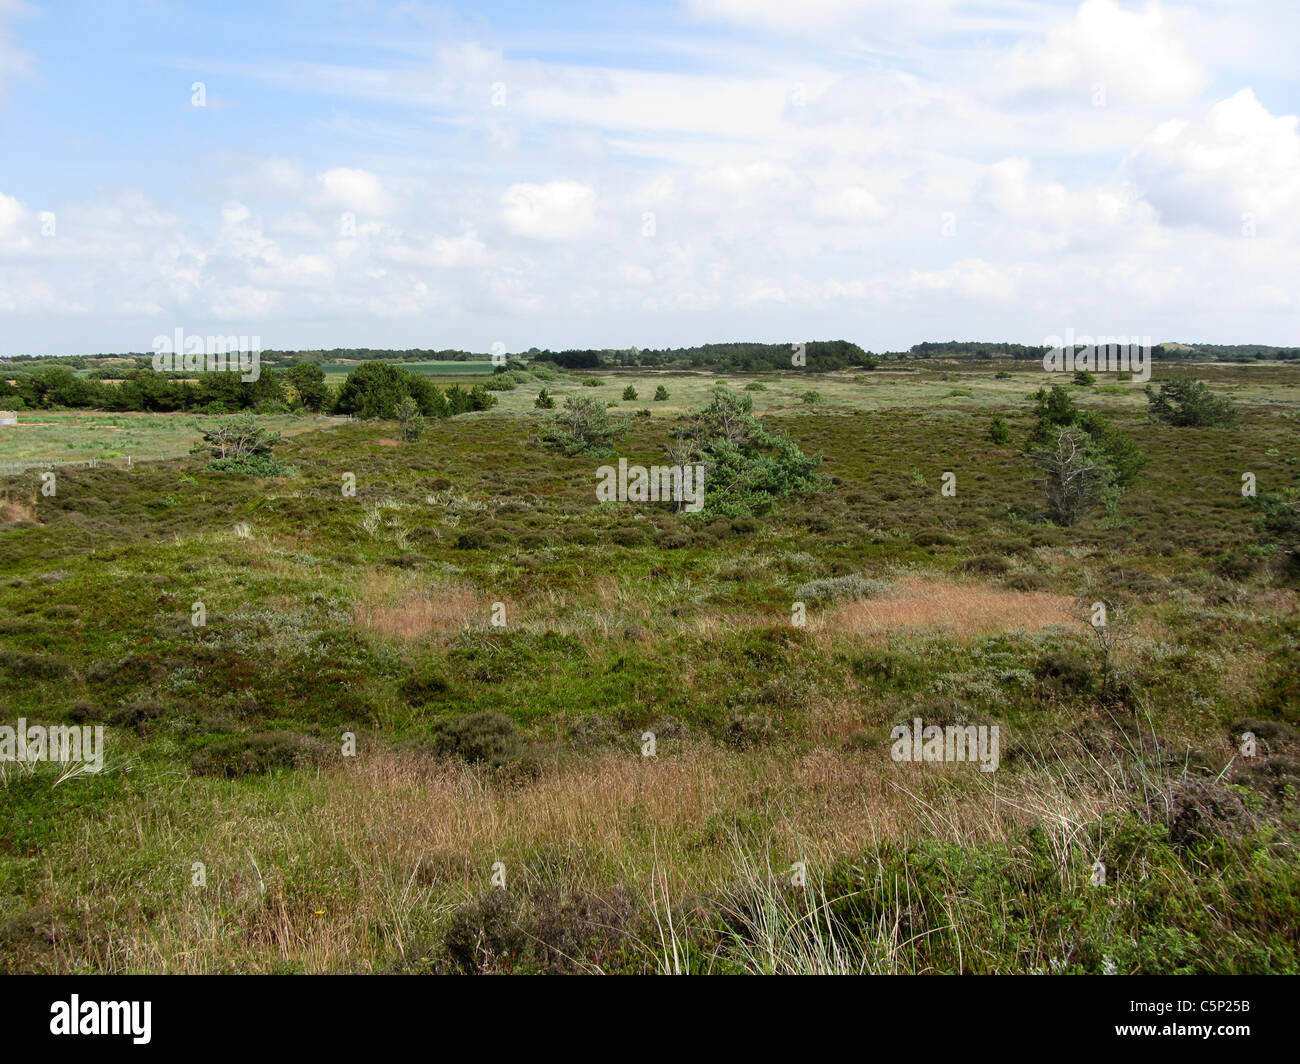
[0,0,1298,356]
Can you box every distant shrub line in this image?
[0,359,496,419]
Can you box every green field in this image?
[0,411,346,471]
[2,360,1298,974]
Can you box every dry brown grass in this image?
[30,741,1127,972]
[818,575,1075,642]
[352,570,485,639]
[0,493,38,525]
[347,572,1078,649]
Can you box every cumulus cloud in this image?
[500,181,597,240]
[1001,0,1205,108]
[910,259,1018,302]
[382,226,488,268]
[1127,89,1300,231]
[5,2,1300,353]
[0,189,25,234]
[312,168,397,217]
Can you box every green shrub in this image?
[197,412,294,476]
[0,650,71,681]
[335,362,428,419]
[191,731,330,777]
[1255,490,1300,571]
[395,397,425,442]
[206,454,295,477]
[1145,378,1238,427]
[964,553,1012,574]
[110,698,166,735]
[1035,651,1095,698]
[455,529,491,550]
[538,395,625,457]
[441,890,526,973]
[914,530,960,547]
[667,390,826,516]
[428,711,521,766]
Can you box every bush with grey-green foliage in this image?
[395,397,424,442]
[794,574,893,604]
[537,394,626,457]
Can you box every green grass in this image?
[1,359,1298,973]
[0,410,345,470]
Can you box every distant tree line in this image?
[532,340,878,372]
[4,339,1297,390]
[253,348,485,369]
[0,360,496,418]
[0,363,287,413]
[1164,344,1300,363]
[910,340,1300,363]
[0,348,488,376]
[909,341,1050,360]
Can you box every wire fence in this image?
[0,455,138,476]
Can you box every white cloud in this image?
[814,186,886,223]
[271,212,326,239]
[1127,89,1300,230]
[312,168,397,216]
[217,203,277,263]
[485,272,543,312]
[734,277,789,306]
[429,228,488,267]
[262,158,305,194]
[0,277,68,313]
[909,259,1018,302]
[0,189,25,234]
[6,3,1300,353]
[210,285,280,320]
[1001,0,1204,108]
[500,181,597,240]
[249,253,335,289]
[683,0,950,33]
[364,280,445,318]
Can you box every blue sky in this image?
[1,0,1298,355]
